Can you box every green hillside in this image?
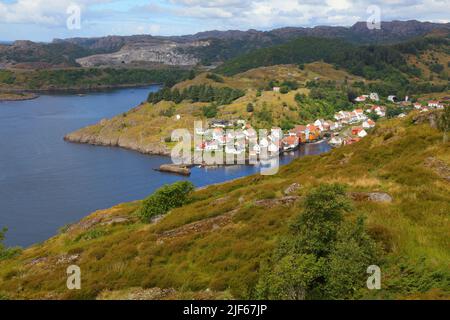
[216,36,449,95]
[1,111,449,300]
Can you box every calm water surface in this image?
[0,86,330,247]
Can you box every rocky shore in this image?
[63,131,171,156]
[0,92,38,102]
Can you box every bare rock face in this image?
[76,41,208,67]
[412,111,441,129]
[424,157,450,182]
[349,192,393,203]
[254,196,300,208]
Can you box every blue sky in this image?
[0,0,449,42]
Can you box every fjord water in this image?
[0,86,330,247]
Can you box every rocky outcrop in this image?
[254,196,300,208]
[284,183,301,195]
[349,192,393,203]
[424,157,450,182]
[64,132,171,156]
[158,164,191,176]
[412,111,441,129]
[157,209,239,243]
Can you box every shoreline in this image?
[1,83,163,103]
[0,82,163,96]
[0,92,39,102]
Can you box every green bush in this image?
[256,184,378,300]
[138,181,195,222]
[202,104,218,118]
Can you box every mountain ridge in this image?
[1,20,448,68]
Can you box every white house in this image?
[428,101,444,109]
[205,142,219,151]
[362,119,376,129]
[273,87,281,93]
[357,129,368,138]
[268,143,279,154]
[388,95,397,103]
[314,119,324,131]
[413,103,422,110]
[370,93,380,101]
[355,95,367,102]
[428,101,440,108]
[329,136,343,146]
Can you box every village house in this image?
[351,126,364,136]
[357,129,368,138]
[282,135,299,151]
[370,93,380,101]
[428,100,444,109]
[289,125,307,142]
[210,120,231,128]
[314,119,325,131]
[273,87,281,93]
[413,103,422,110]
[388,95,397,103]
[306,124,320,142]
[344,137,361,145]
[370,105,386,117]
[329,136,343,147]
[355,95,368,102]
[362,119,376,129]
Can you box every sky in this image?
[0,0,449,42]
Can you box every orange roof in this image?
[283,136,298,145]
[307,125,317,131]
[291,125,307,132]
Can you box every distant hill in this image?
[215,35,450,85]
[1,20,448,68]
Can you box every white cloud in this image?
[0,0,448,41]
[0,0,110,26]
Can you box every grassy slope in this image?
[1,113,449,300]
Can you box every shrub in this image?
[206,73,224,83]
[202,104,218,118]
[291,184,351,257]
[138,181,195,222]
[429,63,444,74]
[256,184,378,300]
